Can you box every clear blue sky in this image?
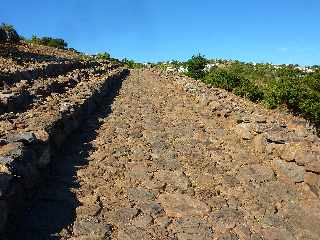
[1,0,319,65]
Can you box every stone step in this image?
[0,67,129,234]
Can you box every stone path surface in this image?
[13,69,320,239]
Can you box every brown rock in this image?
[272,159,304,183]
[295,150,318,166]
[73,218,112,238]
[236,123,252,140]
[155,216,171,228]
[262,227,294,240]
[34,129,49,142]
[305,161,320,174]
[112,207,139,225]
[210,208,244,230]
[237,164,275,184]
[158,193,210,218]
[253,134,267,154]
[171,218,213,240]
[304,172,320,197]
[118,226,152,240]
[280,144,301,162]
[127,187,155,203]
[132,214,153,228]
[154,170,191,192]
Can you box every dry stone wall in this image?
[0,61,129,234]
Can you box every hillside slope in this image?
[7,65,320,240]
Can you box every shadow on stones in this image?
[7,74,127,240]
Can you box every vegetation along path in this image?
[13,69,320,240]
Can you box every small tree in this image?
[186,54,208,79]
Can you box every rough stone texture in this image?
[3,67,320,239]
[158,193,210,218]
[73,218,112,239]
[272,159,305,183]
[0,43,128,236]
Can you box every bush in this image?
[186,54,208,79]
[262,76,320,125]
[96,52,111,60]
[29,35,68,49]
[204,69,263,102]
[171,60,182,70]
[122,58,143,69]
[178,57,320,127]
[234,79,264,102]
[204,69,240,90]
[0,23,15,32]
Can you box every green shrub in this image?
[171,60,182,70]
[262,75,320,126]
[96,52,111,60]
[204,69,263,102]
[234,79,264,102]
[122,58,143,69]
[186,54,208,79]
[29,35,68,49]
[0,23,15,32]
[204,69,240,90]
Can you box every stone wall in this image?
[0,68,129,234]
